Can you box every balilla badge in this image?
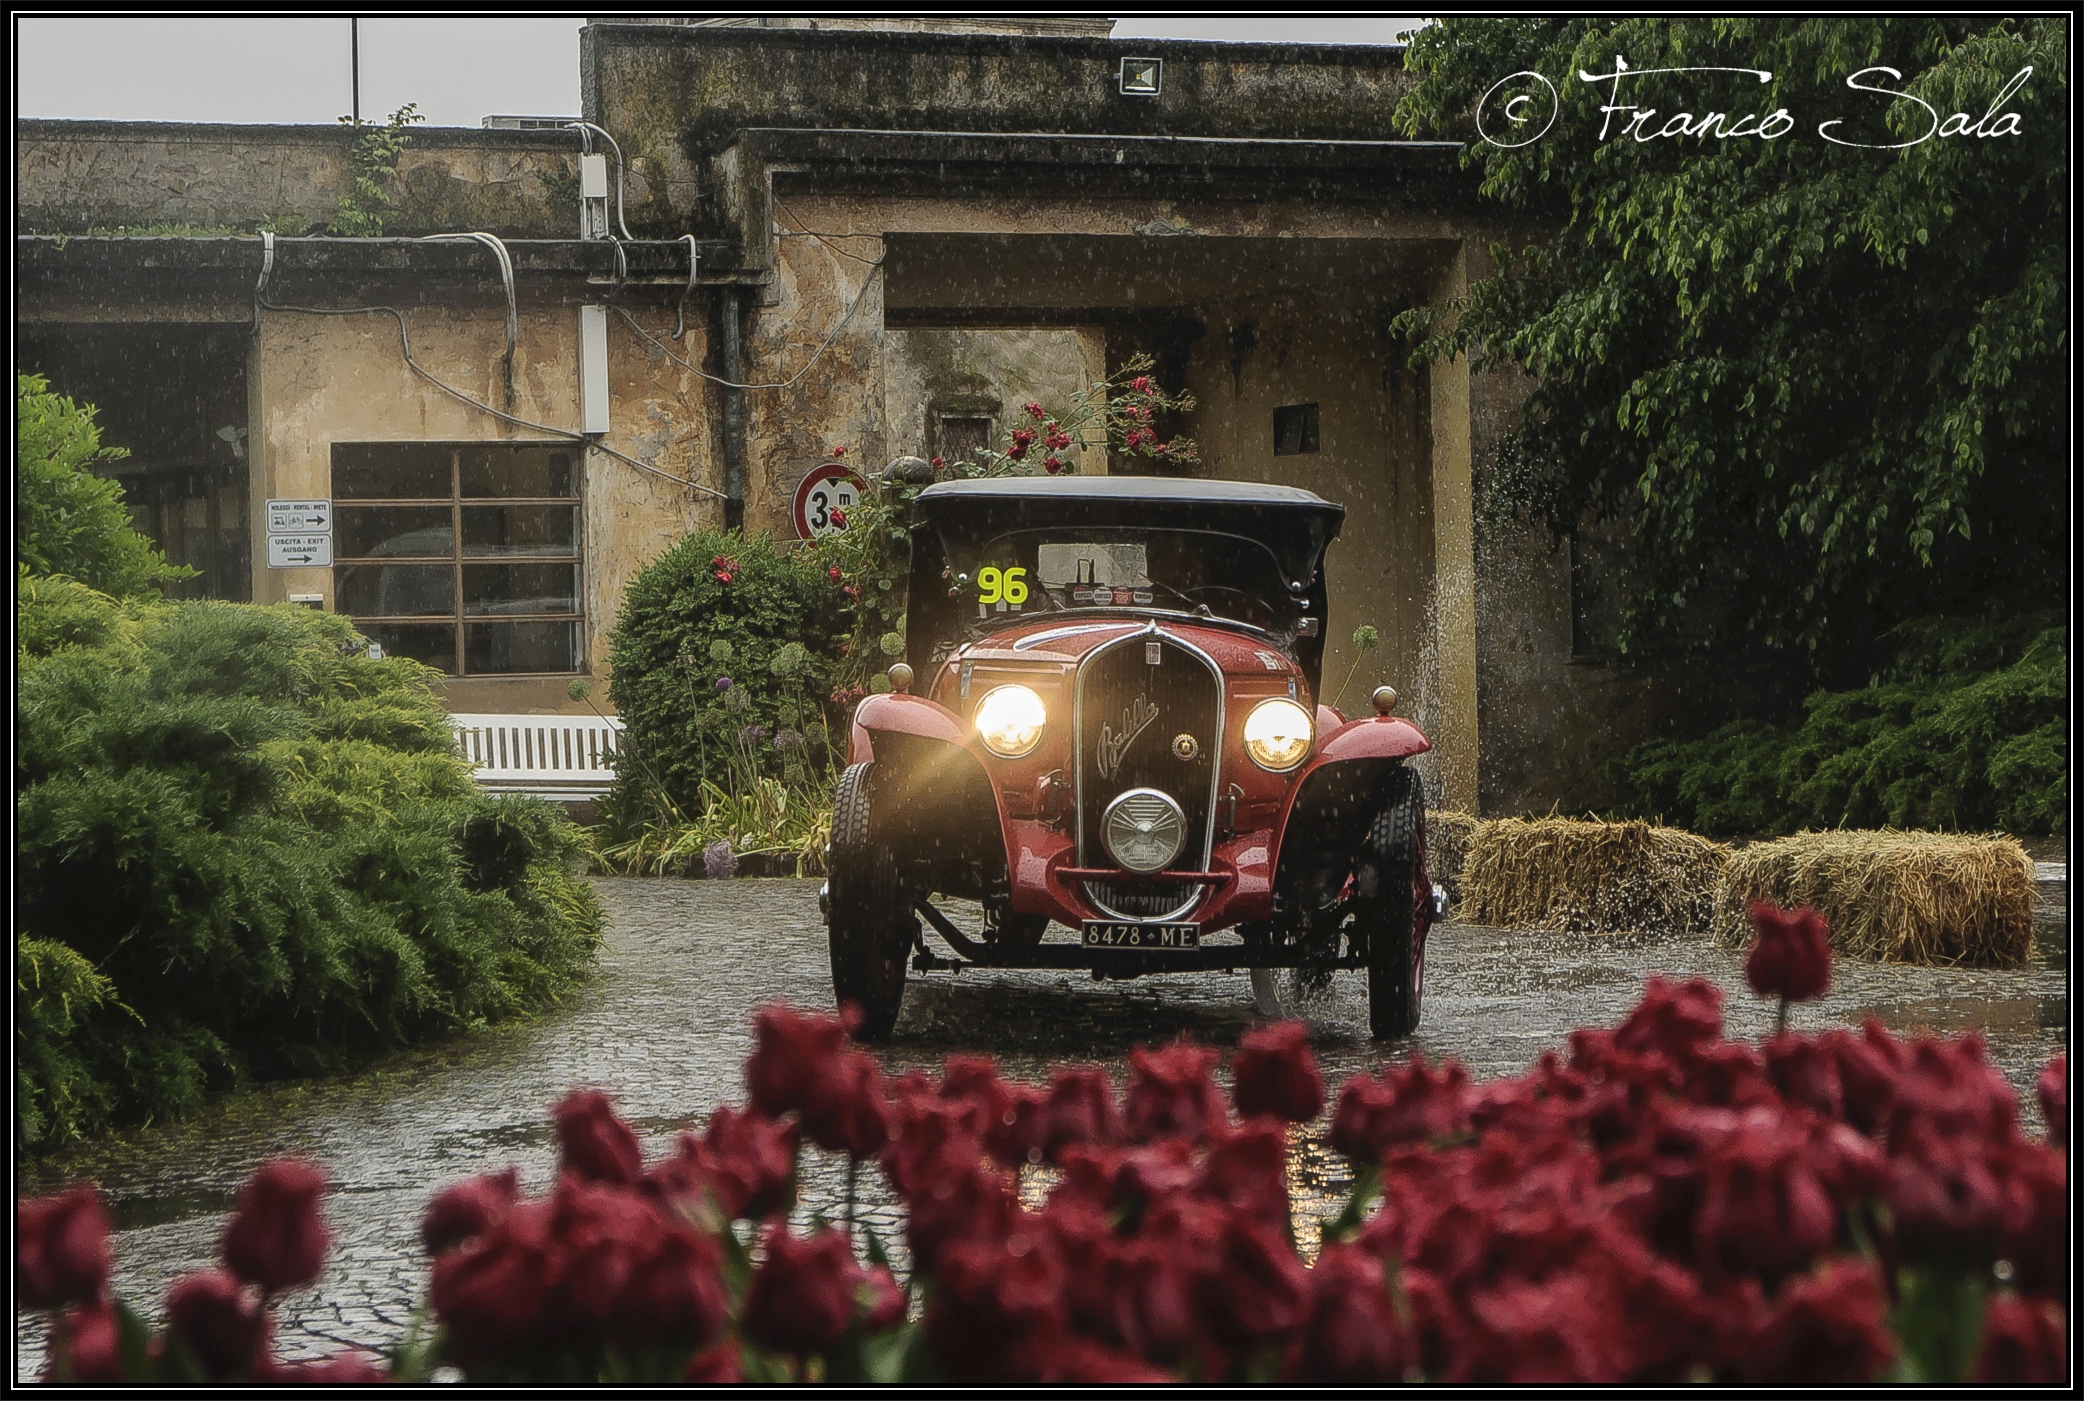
[1097,696,1160,779]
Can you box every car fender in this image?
[849,691,973,764]
[1269,716,1431,878]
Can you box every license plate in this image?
[1081,921,1200,950]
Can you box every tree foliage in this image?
[1392,19,2066,660]
[1603,612,2065,836]
[16,578,601,1146]
[16,373,191,599]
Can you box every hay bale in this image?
[1426,809,1479,898]
[1712,830,2035,967]
[1459,817,1730,934]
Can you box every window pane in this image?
[464,562,579,616]
[336,564,455,617]
[336,505,453,559]
[460,444,575,499]
[333,444,451,499]
[361,622,457,674]
[461,504,578,557]
[466,621,581,674]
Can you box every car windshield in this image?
[952,527,1298,637]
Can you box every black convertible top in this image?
[907,475,1347,687]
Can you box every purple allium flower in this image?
[773,728,804,752]
[715,676,734,692]
[736,723,770,748]
[703,840,738,880]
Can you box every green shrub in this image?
[16,373,191,598]
[1604,613,2066,837]
[15,579,602,1146]
[603,528,849,827]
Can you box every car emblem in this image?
[1171,733,1200,761]
[1096,696,1160,779]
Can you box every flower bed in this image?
[18,909,2068,1384]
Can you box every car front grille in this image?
[1075,628,1222,903]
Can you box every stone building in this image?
[16,19,1697,814]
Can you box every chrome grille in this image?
[1075,627,1222,887]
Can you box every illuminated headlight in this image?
[1243,698,1313,772]
[974,684,1046,758]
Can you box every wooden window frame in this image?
[331,442,585,677]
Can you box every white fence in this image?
[449,713,623,799]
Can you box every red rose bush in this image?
[19,908,2068,1384]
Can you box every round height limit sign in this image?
[792,464,863,540]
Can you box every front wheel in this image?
[826,762,912,1040]
[1354,764,1425,1040]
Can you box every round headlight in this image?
[1244,698,1314,772]
[974,684,1046,758]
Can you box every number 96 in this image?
[977,566,1028,605]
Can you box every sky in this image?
[15,16,1426,127]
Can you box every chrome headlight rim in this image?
[1243,697,1314,772]
[974,683,1047,758]
[1101,786,1188,873]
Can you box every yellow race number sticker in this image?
[977,567,1029,606]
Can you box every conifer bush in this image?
[15,577,601,1146]
[1604,614,2066,837]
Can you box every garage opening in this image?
[17,323,252,601]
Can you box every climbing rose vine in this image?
[18,909,2069,1384]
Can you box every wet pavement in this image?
[16,872,2068,1378]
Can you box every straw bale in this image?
[1459,817,1731,934]
[1712,830,2035,967]
[1426,809,1479,898]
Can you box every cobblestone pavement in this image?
[17,874,2068,1378]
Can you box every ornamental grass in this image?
[1458,816,1731,934]
[19,913,2070,1386]
[1712,830,2036,968]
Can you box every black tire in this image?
[826,762,912,1040]
[1355,764,1425,1040]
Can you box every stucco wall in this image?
[17,121,578,237]
[883,328,1109,474]
[251,294,718,713]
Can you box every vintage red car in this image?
[824,476,1433,1040]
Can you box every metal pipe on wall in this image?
[719,287,744,528]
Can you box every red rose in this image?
[1044,456,1063,473]
[685,1339,744,1383]
[429,1200,565,1362]
[930,455,944,468]
[46,1298,122,1384]
[1132,375,1152,393]
[1232,1020,1324,1123]
[1124,1041,1227,1142]
[1735,1257,1894,1384]
[860,1263,907,1332]
[829,565,843,581]
[1024,402,1044,420]
[799,1049,890,1159]
[1329,1056,1472,1162]
[1007,441,1029,461]
[1974,1294,2068,1384]
[831,445,846,457]
[222,1159,330,1295]
[1198,1119,1290,1230]
[16,1184,111,1310]
[620,1222,729,1347]
[741,1226,863,1356]
[553,1089,644,1187]
[2037,1051,2066,1142]
[549,1177,659,1332]
[829,509,848,528]
[163,1269,269,1379]
[1283,1244,1405,1383]
[421,1167,520,1256]
[697,1105,797,1219]
[1745,903,1832,1004]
